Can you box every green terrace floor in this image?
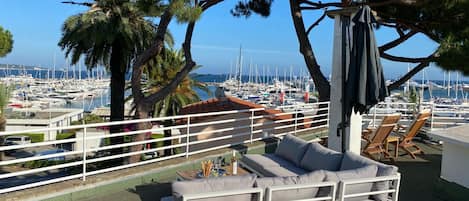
[6,131,469,201]
[72,142,450,201]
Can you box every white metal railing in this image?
[363,101,469,132]
[1,99,466,194]
[0,102,330,194]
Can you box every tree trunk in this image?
[289,0,331,128]
[109,41,126,165]
[289,0,331,102]
[127,104,152,164]
[163,120,173,156]
[0,117,5,166]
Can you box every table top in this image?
[176,165,250,181]
[431,124,469,148]
[387,135,400,142]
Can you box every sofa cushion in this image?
[300,142,343,171]
[172,174,257,201]
[323,165,378,201]
[255,170,325,201]
[241,154,291,172]
[275,134,309,166]
[340,151,398,201]
[262,165,308,177]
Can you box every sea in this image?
[0,69,467,112]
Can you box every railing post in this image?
[430,103,435,131]
[185,117,190,158]
[326,102,330,128]
[372,105,377,128]
[294,105,298,135]
[82,127,87,181]
[250,110,255,144]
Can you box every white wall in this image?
[441,142,469,188]
[74,130,107,156]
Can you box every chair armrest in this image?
[338,173,401,201]
[362,128,374,141]
[182,188,264,201]
[267,182,337,201]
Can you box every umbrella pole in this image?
[340,15,350,153]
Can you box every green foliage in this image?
[23,159,65,169]
[233,0,469,76]
[71,114,105,125]
[56,132,76,140]
[372,0,469,74]
[7,133,44,143]
[135,0,166,17]
[151,133,164,147]
[231,0,273,18]
[408,86,418,104]
[143,49,209,117]
[0,26,13,57]
[169,0,202,23]
[59,0,156,69]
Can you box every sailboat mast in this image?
[238,50,243,92]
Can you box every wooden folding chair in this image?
[396,110,431,159]
[362,113,401,162]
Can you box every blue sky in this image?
[0,1,463,80]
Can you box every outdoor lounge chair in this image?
[362,113,401,162]
[395,110,431,159]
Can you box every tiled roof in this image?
[179,96,292,121]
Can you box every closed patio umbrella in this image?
[345,5,388,118]
[337,5,389,151]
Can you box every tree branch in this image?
[388,61,430,91]
[136,0,223,107]
[306,10,327,35]
[61,1,93,7]
[131,10,173,106]
[381,52,432,63]
[299,0,408,9]
[145,22,196,104]
[290,0,331,101]
[396,27,404,37]
[379,30,417,52]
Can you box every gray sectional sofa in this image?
[166,134,401,201]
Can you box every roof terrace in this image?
[0,100,468,201]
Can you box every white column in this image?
[328,13,362,154]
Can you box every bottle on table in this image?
[231,150,238,175]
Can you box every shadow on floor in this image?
[128,182,172,201]
[380,142,444,201]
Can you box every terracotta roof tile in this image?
[179,96,292,122]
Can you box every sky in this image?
[0,0,465,81]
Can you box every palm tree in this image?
[58,0,155,164]
[132,49,209,158]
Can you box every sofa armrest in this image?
[182,187,264,201]
[266,182,337,201]
[338,173,401,201]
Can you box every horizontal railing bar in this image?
[0,161,83,179]
[86,143,187,164]
[188,132,251,146]
[85,153,186,177]
[0,138,78,152]
[0,150,82,166]
[0,174,83,194]
[0,108,267,136]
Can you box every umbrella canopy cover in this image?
[345,5,388,117]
